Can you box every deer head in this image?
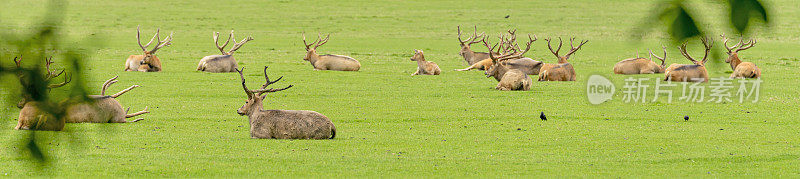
[302,33,330,61]
[457,25,485,57]
[545,37,588,64]
[136,25,173,66]
[678,36,713,66]
[14,56,71,108]
[235,66,293,116]
[214,30,254,56]
[720,33,756,63]
[410,49,425,61]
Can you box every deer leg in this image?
[454,63,480,71]
[125,106,149,118]
[111,85,140,98]
[411,68,420,76]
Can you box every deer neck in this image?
[308,51,320,65]
[416,58,427,67]
[494,64,510,80]
[557,57,569,64]
[728,53,742,70]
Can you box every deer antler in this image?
[227,35,253,55]
[457,26,484,45]
[101,76,119,96]
[545,37,563,58]
[137,26,159,52]
[149,30,172,54]
[564,37,588,59]
[649,45,667,67]
[678,37,713,64]
[252,66,293,96]
[736,38,756,52]
[215,31,233,55]
[235,67,254,99]
[302,32,313,50]
[313,33,330,50]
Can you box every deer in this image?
[409,49,441,76]
[481,34,534,91]
[538,37,587,81]
[665,37,713,82]
[197,30,254,73]
[235,66,336,139]
[14,56,71,131]
[455,29,542,73]
[124,26,173,72]
[457,25,493,65]
[613,46,667,74]
[302,33,361,71]
[63,76,149,123]
[721,34,761,78]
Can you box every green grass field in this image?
[2,0,800,177]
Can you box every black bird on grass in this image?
[684,115,689,121]
[540,112,547,121]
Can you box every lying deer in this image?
[539,37,587,81]
[302,33,361,71]
[197,30,254,73]
[457,25,492,65]
[64,76,149,123]
[482,35,533,91]
[235,66,336,139]
[455,29,541,73]
[14,57,71,131]
[613,46,667,74]
[124,26,172,72]
[665,37,713,82]
[721,34,761,78]
[409,50,441,76]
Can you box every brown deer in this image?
[721,34,761,78]
[64,76,149,123]
[456,29,541,73]
[409,49,441,76]
[613,46,667,74]
[235,66,336,139]
[124,26,173,72]
[197,30,254,73]
[457,25,493,65]
[302,33,361,71]
[539,37,587,81]
[482,35,533,91]
[14,57,71,131]
[665,37,713,82]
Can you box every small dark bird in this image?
[540,112,547,121]
[505,15,510,18]
[684,115,689,121]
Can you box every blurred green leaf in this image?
[729,0,769,33]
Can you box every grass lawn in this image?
[1,0,800,177]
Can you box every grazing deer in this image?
[665,37,713,82]
[409,49,441,76]
[613,46,667,74]
[539,37,587,81]
[197,30,254,73]
[64,76,149,123]
[302,33,361,71]
[457,25,493,65]
[235,66,336,139]
[481,35,534,91]
[721,34,761,78]
[14,57,71,131]
[124,26,172,72]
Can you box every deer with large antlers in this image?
[457,25,495,66]
[14,56,71,131]
[721,34,761,78]
[665,37,713,82]
[613,46,667,74]
[455,29,542,73]
[124,26,173,72]
[302,33,361,71]
[63,76,149,123]
[409,49,441,76]
[197,30,254,73]
[538,37,587,81]
[235,66,336,139]
[481,35,533,91]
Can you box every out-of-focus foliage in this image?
[638,0,770,42]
